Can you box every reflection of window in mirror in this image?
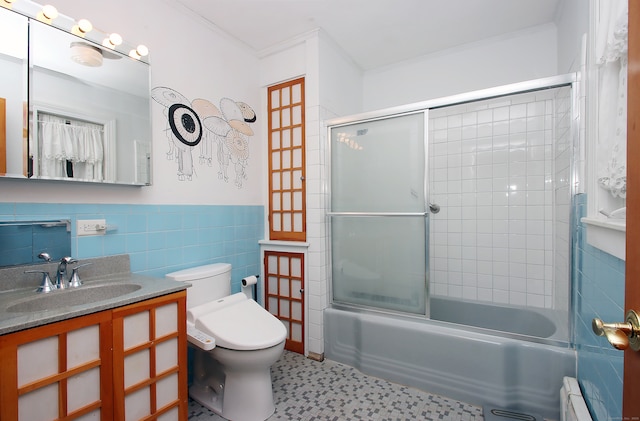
[582,0,628,261]
[592,0,628,218]
[32,109,116,182]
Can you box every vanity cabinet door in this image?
[111,291,188,421]
[0,311,113,420]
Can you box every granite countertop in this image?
[0,255,189,335]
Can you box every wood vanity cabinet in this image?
[0,291,188,421]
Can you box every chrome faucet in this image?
[55,256,77,289]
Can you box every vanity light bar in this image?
[4,0,150,60]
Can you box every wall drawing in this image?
[151,87,256,187]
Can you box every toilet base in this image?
[190,342,284,421]
[189,383,223,416]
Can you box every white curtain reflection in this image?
[596,0,628,199]
[38,113,104,181]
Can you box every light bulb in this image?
[71,19,93,37]
[77,19,92,33]
[42,4,58,20]
[1,0,16,9]
[136,44,149,57]
[102,33,122,49]
[109,33,122,46]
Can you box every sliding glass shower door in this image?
[329,112,428,315]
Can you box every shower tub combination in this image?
[325,75,579,421]
[325,299,575,421]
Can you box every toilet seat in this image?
[191,293,287,351]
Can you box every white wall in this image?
[258,31,363,356]
[362,24,558,111]
[1,0,263,206]
[556,0,590,74]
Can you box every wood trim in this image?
[17,359,101,395]
[267,77,307,242]
[0,292,187,420]
[99,317,114,421]
[0,335,19,420]
[624,0,640,417]
[0,311,111,420]
[264,251,305,354]
[112,291,188,420]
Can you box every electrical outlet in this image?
[77,219,107,236]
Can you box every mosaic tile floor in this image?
[188,350,484,420]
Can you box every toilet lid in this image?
[193,294,287,351]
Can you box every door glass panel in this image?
[292,105,302,125]
[292,302,302,320]
[291,259,302,277]
[271,90,280,108]
[331,215,427,314]
[331,112,425,212]
[292,323,302,341]
[293,127,302,146]
[268,297,278,315]
[280,299,290,317]
[271,111,280,129]
[292,280,302,299]
[279,278,290,296]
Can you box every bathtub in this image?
[324,298,576,420]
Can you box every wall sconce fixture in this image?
[102,32,122,49]
[129,44,149,60]
[36,4,57,24]
[71,18,92,37]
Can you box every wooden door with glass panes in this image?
[265,251,304,354]
[268,77,306,241]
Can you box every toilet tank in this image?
[165,263,232,309]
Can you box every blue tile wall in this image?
[573,193,624,421]
[0,202,264,293]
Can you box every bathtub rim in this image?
[329,300,573,349]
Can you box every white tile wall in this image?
[429,87,572,309]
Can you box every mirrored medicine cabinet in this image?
[0,1,152,185]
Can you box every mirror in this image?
[0,2,152,185]
[0,7,28,178]
[0,220,71,267]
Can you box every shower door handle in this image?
[429,203,440,214]
[592,309,640,351]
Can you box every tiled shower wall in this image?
[428,86,573,309]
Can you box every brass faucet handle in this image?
[592,310,640,351]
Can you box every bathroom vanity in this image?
[0,255,189,420]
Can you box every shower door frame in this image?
[327,110,431,316]
[326,73,579,320]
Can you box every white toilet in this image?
[166,263,287,421]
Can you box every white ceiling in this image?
[174,0,563,71]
